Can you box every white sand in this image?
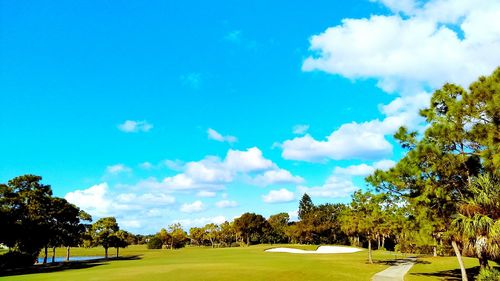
[265,246,363,254]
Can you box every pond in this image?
[37,256,104,263]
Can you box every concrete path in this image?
[372,257,416,281]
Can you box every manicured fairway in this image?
[1,245,397,281]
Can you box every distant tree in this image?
[110,230,130,258]
[267,213,289,244]
[189,227,206,246]
[348,190,386,264]
[298,193,315,220]
[158,228,170,248]
[147,236,163,249]
[204,223,220,248]
[167,223,188,249]
[233,213,267,245]
[219,221,235,246]
[91,217,119,259]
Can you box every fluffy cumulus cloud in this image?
[106,164,132,174]
[303,0,500,94]
[207,128,237,143]
[215,200,239,208]
[297,176,358,199]
[281,121,393,162]
[333,159,396,177]
[65,182,176,231]
[118,120,153,133]
[252,169,304,186]
[180,200,205,213]
[298,159,396,199]
[262,188,295,203]
[282,0,500,163]
[158,147,293,191]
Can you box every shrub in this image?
[230,242,241,248]
[476,268,500,281]
[147,237,163,249]
[0,251,36,269]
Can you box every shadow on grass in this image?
[0,255,142,277]
[409,265,481,280]
[373,257,430,266]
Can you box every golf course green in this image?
[1,245,486,281]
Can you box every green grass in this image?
[1,245,396,281]
[405,255,499,281]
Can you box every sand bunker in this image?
[265,246,362,254]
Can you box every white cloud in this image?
[281,122,393,162]
[224,147,276,172]
[303,0,500,94]
[120,219,142,229]
[333,164,375,177]
[65,183,113,217]
[263,188,295,203]
[118,120,153,133]
[292,124,310,135]
[373,159,397,170]
[215,200,238,208]
[207,128,238,143]
[180,200,205,213]
[288,0,500,164]
[297,176,358,199]
[174,216,226,228]
[287,209,299,221]
[196,190,217,198]
[106,164,132,174]
[252,169,304,186]
[333,159,396,177]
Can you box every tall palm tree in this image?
[452,174,500,269]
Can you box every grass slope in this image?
[1,245,395,281]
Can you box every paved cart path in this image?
[372,257,416,281]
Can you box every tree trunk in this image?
[246,234,250,246]
[368,240,373,264]
[116,247,119,258]
[171,239,174,250]
[43,246,48,264]
[105,247,108,259]
[476,236,489,270]
[433,246,437,257]
[451,240,468,281]
[52,247,56,263]
[382,236,385,249]
[66,246,70,261]
[377,236,381,249]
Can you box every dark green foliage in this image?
[91,217,119,258]
[233,213,269,245]
[476,268,500,281]
[147,237,163,249]
[298,193,315,220]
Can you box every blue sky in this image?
[2,0,500,233]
